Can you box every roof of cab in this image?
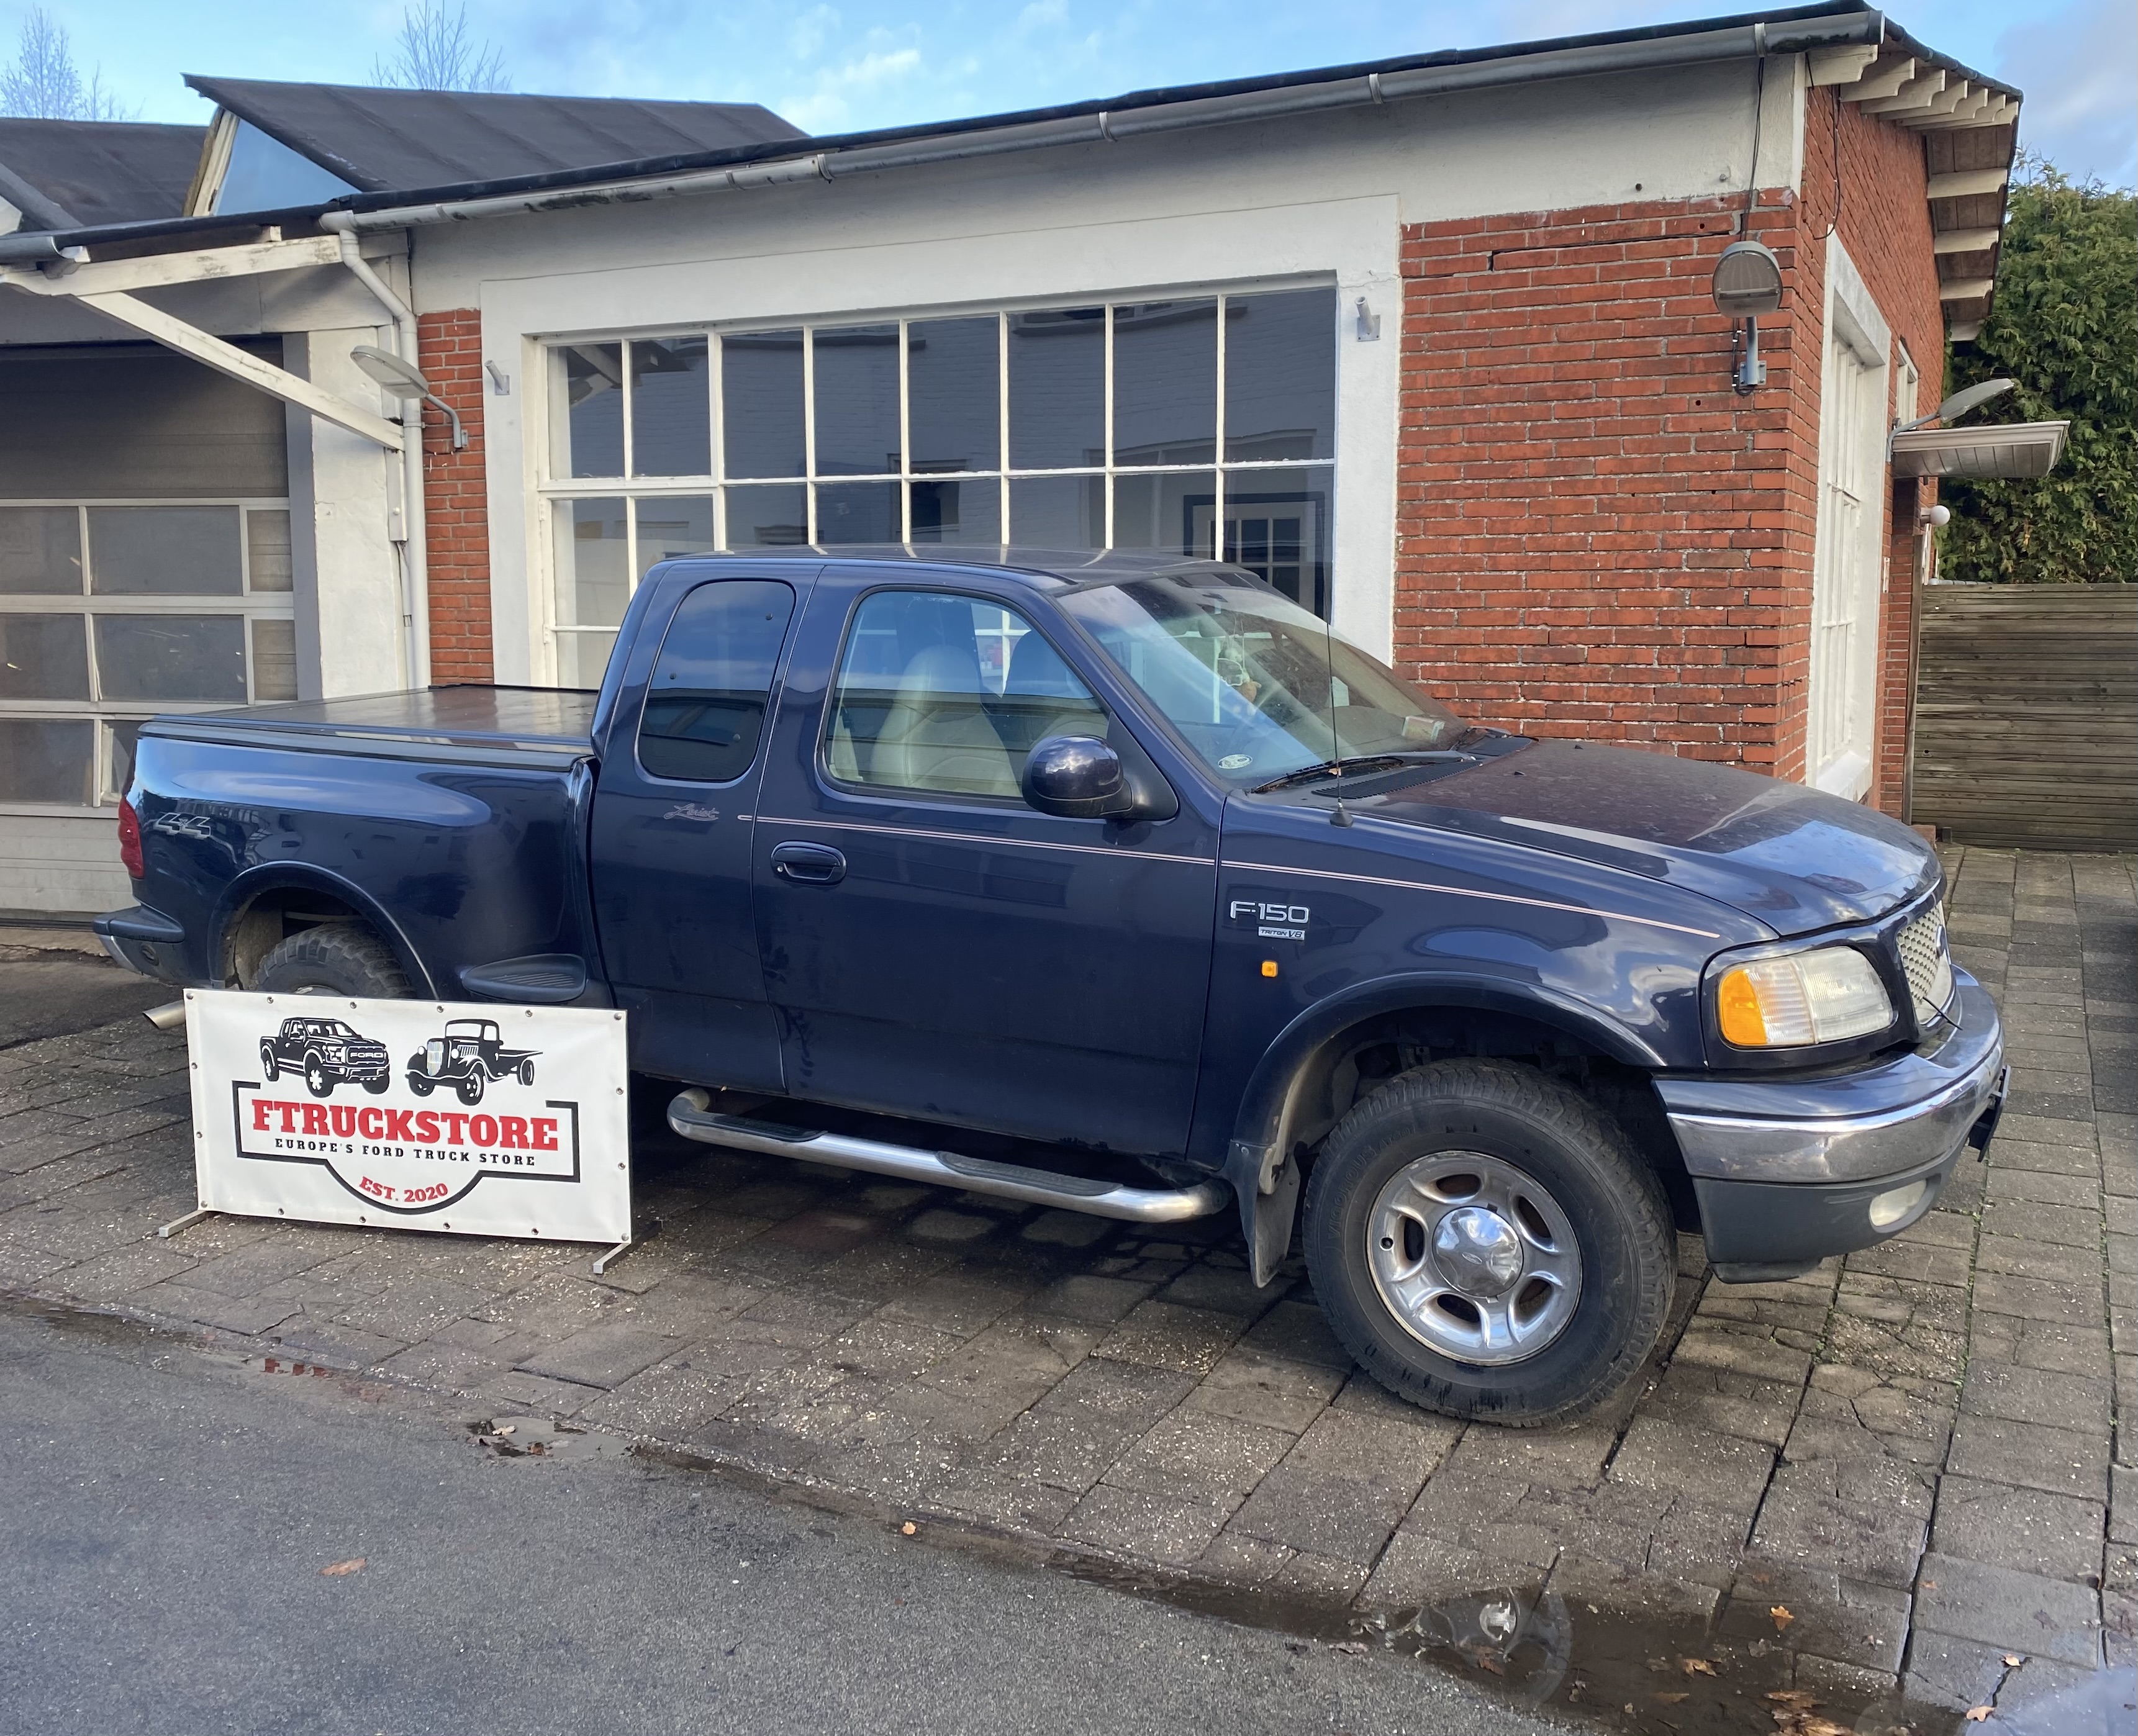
[659,545,1249,588]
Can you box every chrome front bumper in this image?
[1656,973,2006,1186]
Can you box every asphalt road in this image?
[0,1302,1567,1736]
[0,946,170,1051]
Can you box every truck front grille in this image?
[1897,903,1955,1023]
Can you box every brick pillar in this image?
[415,309,493,684]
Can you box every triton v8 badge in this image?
[1231,899,1311,941]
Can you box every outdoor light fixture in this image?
[1894,377,2016,435]
[351,344,467,449]
[1711,238,1783,395]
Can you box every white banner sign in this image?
[183,990,630,1245]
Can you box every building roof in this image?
[0,119,206,230]
[181,76,804,194]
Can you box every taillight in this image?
[117,797,145,879]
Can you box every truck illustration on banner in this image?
[257,1016,393,1098]
[404,1018,540,1105]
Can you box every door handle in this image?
[770,841,846,885]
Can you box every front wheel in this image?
[1302,1059,1674,1427]
[259,1042,279,1083]
[407,1072,433,1097]
[455,1072,485,1106]
[304,1054,333,1100]
[363,1075,390,1095]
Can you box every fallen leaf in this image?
[1962,1707,1993,1724]
[1920,1580,1936,1590]
[900,1521,917,1536]
[1767,1691,1821,1710]
[1770,1604,1795,1630]
[495,1424,515,1435]
[1654,1690,1690,1703]
[1681,1657,1718,1676]
[1332,1641,1367,1655]
[319,1558,365,1577]
[2001,1654,2023,1668]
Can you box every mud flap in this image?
[1224,1139,1301,1288]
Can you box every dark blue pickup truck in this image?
[98,549,2006,1424]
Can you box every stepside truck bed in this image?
[101,687,606,1005]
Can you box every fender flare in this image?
[214,863,440,998]
[1221,972,1665,1286]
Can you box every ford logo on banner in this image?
[179,991,631,1250]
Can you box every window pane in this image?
[630,337,711,477]
[638,579,795,783]
[723,484,809,549]
[908,317,999,474]
[815,481,899,545]
[93,615,248,702]
[0,507,83,595]
[1221,466,1333,617]
[555,498,630,632]
[1224,287,1336,463]
[1113,471,1216,558]
[722,330,805,479]
[1007,475,1102,549]
[1007,307,1103,469]
[1113,300,1216,466]
[557,343,625,478]
[909,477,1002,545]
[246,509,293,592]
[89,506,242,595]
[558,632,615,691]
[0,718,93,804]
[105,718,147,802]
[827,590,1099,800]
[635,497,714,582]
[251,617,298,701]
[0,612,89,700]
[813,324,900,477]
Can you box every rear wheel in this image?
[254,926,412,1000]
[1302,1059,1674,1427]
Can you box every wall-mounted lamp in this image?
[1711,238,1783,394]
[351,344,468,449]
[1917,504,1951,529]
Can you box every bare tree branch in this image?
[0,7,136,120]
[372,2,512,94]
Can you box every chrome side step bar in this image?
[667,1089,1229,1224]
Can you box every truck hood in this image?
[1364,740,1939,935]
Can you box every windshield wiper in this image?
[1251,755,1413,793]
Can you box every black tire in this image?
[407,1072,433,1097]
[254,925,413,1000]
[304,1053,333,1099]
[1302,1059,1674,1427]
[516,1059,535,1087]
[363,1075,391,1095]
[455,1072,485,1106]
[259,1042,279,1083]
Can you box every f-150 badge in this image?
[1231,898,1310,941]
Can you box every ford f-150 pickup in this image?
[97,549,2006,1424]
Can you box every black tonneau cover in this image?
[142,685,599,771]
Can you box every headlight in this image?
[1716,946,1894,1047]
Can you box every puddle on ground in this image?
[1061,1558,1968,1735]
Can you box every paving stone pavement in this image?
[2,849,2130,1722]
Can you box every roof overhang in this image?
[1890,422,2068,479]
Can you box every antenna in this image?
[1323,576,1351,827]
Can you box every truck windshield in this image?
[1056,572,1468,787]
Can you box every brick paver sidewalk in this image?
[3,849,2129,1725]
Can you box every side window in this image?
[826,590,1108,800]
[636,579,795,782]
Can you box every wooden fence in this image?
[1911,583,2137,851]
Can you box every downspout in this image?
[319,213,430,690]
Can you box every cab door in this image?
[750,566,1220,1157]
[590,564,813,1090]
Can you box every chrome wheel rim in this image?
[1366,1150,1582,1365]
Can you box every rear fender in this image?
[1222,974,1665,1286]
[214,864,440,998]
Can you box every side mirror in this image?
[1021,735,1135,820]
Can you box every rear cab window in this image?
[636,579,795,783]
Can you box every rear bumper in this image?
[92,904,192,985]
[1657,972,2006,1278]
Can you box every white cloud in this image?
[779,40,923,132]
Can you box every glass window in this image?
[637,579,795,783]
[1113,301,1216,466]
[816,481,899,545]
[0,718,93,804]
[813,324,900,477]
[1008,475,1101,549]
[1225,288,1336,463]
[93,615,248,703]
[215,119,359,214]
[630,337,711,477]
[725,484,809,549]
[723,330,805,479]
[826,590,1106,800]
[556,498,630,628]
[0,507,83,595]
[910,477,1001,545]
[246,509,294,592]
[251,617,298,702]
[89,506,242,595]
[635,497,714,583]
[1114,471,1216,558]
[0,612,90,700]
[1007,307,1104,470]
[1220,467,1332,617]
[558,344,625,478]
[104,718,147,802]
[908,317,999,474]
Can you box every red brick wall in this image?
[1394,86,1942,808]
[416,309,493,684]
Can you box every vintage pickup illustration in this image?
[404,1018,540,1105]
[256,1016,393,1099]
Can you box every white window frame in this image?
[0,495,297,815]
[533,283,1340,685]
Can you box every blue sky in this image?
[28,0,2137,185]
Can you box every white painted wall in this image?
[406,57,1803,682]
